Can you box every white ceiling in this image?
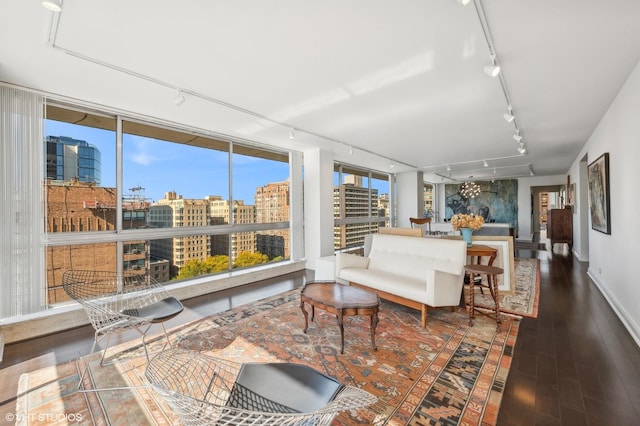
[2,0,640,182]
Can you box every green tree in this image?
[205,255,229,272]
[177,259,206,279]
[233,251,268,268]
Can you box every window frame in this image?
[44,101,297,293]
[333,162,391,252]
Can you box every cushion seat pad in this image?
[338,268,428,305]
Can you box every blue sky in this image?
[46,120,389,203]
[45,120,290,203]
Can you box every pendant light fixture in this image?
[460,181,481,198]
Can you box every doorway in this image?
[531,185,564,236]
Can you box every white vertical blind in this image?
[0,85,45,319]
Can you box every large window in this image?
[424,182,434,217]
[333,163,390,251]
[44,103,294,304]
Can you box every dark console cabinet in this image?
[548,208,573,249]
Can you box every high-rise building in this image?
[254,181,290,259]
[207,196,256,259]
[378,193,390,218]
[149,191,210,276]
[334,176,379,250]
[46,136,102,184]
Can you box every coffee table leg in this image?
[337,311,345,354]
[301,300,309,333]
[370,310,378,351]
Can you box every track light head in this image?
[173,90,185,106]
[483,160,488,167]
[457,0,472,5]
[289,127,295,139]
[484,64,501,77]
[503,106,515,123]
[41,0,62,12]
[513,132,523,142]
[518,142,527,155]
[484,54,501,77]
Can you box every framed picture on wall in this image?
[587,153,611,234]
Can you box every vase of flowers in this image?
[450,213,484,247]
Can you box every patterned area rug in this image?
[16,289,521,425]
[465,258,540,318]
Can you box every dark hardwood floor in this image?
[498,243,640,426]
[2,242,640,425]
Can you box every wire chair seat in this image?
[62,270,184,371]
[145,348,378,425]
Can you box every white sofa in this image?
[336,233,467,327]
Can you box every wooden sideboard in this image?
[547,208,573,249]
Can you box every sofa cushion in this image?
[339,268,428,304]
[367,234,465,279]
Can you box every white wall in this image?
[568,59,640,346]
[396,171,424,227]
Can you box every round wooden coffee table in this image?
[300,281,380,354]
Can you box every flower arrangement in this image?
[450,213,484,231]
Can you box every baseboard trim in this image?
[587,268,640,348]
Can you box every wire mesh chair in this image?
[62,270,184,390]
[145,348,378,425]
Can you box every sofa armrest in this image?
[424,269,465,307]
[335,252,370,277]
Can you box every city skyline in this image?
[45,120,290,204]
[45,119,389,204]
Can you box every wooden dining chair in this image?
[409,217,432,234]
